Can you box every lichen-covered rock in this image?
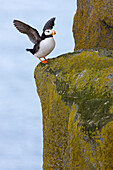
[73,0,113,50]
[34,49,113,169]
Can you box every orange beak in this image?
[51,30,56,35]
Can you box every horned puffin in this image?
[13,18,56,63]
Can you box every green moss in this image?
[34,49,113,169]
[68,105,113,169]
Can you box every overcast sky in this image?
[0,0,76,169]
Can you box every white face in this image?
[44,29,53,36]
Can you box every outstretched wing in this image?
[43,17,56,31]
[13,20,41,44]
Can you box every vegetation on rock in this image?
[34,49,113,169]
[73,0,113,50]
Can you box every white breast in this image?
[34,37,55,58]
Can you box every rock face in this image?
[34,49,113,169]
[73,0,113,50]
[34,0,113,169]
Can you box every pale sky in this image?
[0,0,77,169]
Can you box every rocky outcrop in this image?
[34,49,113,169]
[34,0,113,169]
[73,0,113,50]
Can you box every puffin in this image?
[13,17,56,63]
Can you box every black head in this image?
[41,29,56,40]
[41,18,56,40]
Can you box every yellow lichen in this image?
[73,0,113,50]
[34,50,113,169]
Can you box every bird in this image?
[13,17,56,63]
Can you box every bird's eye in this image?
[46,31,50,33]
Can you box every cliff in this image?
[34,49,113,169]
[73,0,113,50]
[34,0,113,169]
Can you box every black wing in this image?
[43,17,56,31]
[13,20,41,44]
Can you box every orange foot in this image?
[41,60,47,63]
[39,57,47,64]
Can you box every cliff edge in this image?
[34,49,113,169]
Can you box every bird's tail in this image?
[26,48,34,54]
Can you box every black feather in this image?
[43,17,56,31]
[26,48,34,54]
